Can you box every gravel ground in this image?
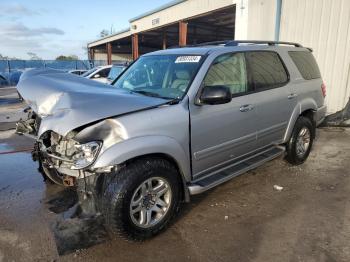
[0,126,350,262]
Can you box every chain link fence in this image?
[0,60,108,86]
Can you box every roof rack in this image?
[225,40,303,47]
[173,40,303,48]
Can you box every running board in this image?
[188,146,285,195]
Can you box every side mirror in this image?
[199,85,232,105]
[94,74,100,78]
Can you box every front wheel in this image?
[101,158,181,240]
[285,116,315,165]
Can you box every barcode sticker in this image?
[175,56,201,63]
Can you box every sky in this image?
[0,0,170,60]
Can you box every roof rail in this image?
[224,40,303,47]
[169,40,303,49]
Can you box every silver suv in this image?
[16,41,326,240]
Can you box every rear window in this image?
[289,51,321,80]
[246,51,288,90]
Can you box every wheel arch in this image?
[283,99,317,142]
[92,136,191,201]
[123,153,190,202]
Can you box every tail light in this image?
[321,82,326,97]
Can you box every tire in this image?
[285,116,315,165]
[101,158,181,240]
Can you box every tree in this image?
[27,52,42,60]
[0,54,20,60]
[55,55,79,60]
[100,29,109,38]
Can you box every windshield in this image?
[108,66,125,80]
[113,55,203,100]
[82,68,98,77]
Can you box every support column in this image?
[179,21,188,46]
[106,42,112,65]
[162,31,167,50]
[132,34,139,60]
[89,48,95,61]
[193,25,197,44]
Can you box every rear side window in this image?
[289,51,321,80]
[246,51,288,90]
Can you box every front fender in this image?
[283,98,317,142]
[92,135,191,182]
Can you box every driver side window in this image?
[204,52,249,96]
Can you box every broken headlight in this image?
[71,141,102,170]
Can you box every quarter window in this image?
[289,51,321,80]
[246,51,288,90]
[203,53,250,96]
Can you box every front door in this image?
[189,52,258,178]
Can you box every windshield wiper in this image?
[166,98,181,105]
[131,90,171,100]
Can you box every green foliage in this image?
[55,55,79,60]
[27,52,42,60]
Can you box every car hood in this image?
[17,69,167,137]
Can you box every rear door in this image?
[288,50,324,109]
[245,51,296,148]
[190,52,258,178]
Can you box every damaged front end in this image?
[16,107,41,138]
[16,103,121,216]
[15,68,167,217]
[39,131,102,175]
[15,108,103,185]
[34,128,115,186]
[17,117,114,216]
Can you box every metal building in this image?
[87,0,350,114]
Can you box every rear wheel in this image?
[285,116,315,165]
[101,158,181,240]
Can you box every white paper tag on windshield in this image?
[175,56,201,63]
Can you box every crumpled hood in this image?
[17,69,167,137]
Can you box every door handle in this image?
[239,104,254,112]
[288,93,298,99]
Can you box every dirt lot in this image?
[1,89,350,262]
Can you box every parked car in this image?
[81,65,112,83]
[68,69,87,75]
[106,64,127,84]
[16,40,326,241]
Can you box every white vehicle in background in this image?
[81,65,112,84]
[106,64,128,84]
[68,69,87,76]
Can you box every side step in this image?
[188,146,285,195]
